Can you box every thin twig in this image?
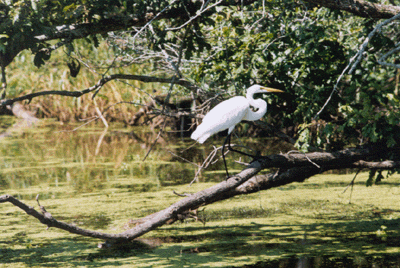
[377,44,400,68]
[190,146,219,185]
[142,119,168,161]
[164,148,200,168]
[131,1,177,41]
[143,24,189,160]
[56,117,99,133]
[286,150,321,168]
[166,0,222,31]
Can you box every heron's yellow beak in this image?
[260,86,284,93]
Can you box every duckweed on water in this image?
[1,121,400,267]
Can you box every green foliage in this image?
[294,124,311,152]
[2,0,400,157]
[166,2,400,156]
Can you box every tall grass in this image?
[6,39,153,123]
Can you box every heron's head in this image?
[247,85,283,96]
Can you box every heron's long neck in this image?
[244,94,267,121]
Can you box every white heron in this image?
[191,84,283,177]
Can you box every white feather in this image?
[191,85,281,144]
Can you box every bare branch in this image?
[130,1,178,44]
[0,74,202,107]
[260,146,399,170]
[377,44,400,68]
[349,12,400,74]
[34,15,149,43]
[166,0,223,31]
[115,160,265,241]
[352,160,400,169]
[0,194,124,240]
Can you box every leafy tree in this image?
[1,0,400,245]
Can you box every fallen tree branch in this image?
[179,158,400,207]
[260,145,396,169]
[0,194,123,240]
[219,158,400,198]
[352,160,400,169]
[0,160,264,244]
[1,145,399,246]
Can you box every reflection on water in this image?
[0,121,204,194]
[0,121,289,194]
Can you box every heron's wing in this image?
[191,97,249,143]
[202,96,249,131]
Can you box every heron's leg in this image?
[226,134,258,158]
[222,133,231,179]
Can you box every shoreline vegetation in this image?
[4,41,151,124]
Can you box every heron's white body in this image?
[191,85,279,144]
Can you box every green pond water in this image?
[1,118,400,267]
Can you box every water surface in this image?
[1,120,400,267]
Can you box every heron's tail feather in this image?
[191,128,210,144]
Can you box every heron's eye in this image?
[250,106,259,112]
